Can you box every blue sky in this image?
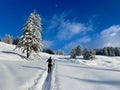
[0,0,120,53]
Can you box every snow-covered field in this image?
[0,42,120,90]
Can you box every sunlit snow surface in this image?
[0,42,120,90]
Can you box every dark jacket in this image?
[47,57,52,65]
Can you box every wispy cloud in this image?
[91,25,120,48]
[101,25,120,37]
[57,21,92,40]
[100,25,120,47]
[64,25,120,51]
[46,11,120,51]
[43,40,54,48]
[64,36,91,51]
[47,12,93,40]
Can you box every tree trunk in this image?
[27,52,29,58]
[26,48,29,58]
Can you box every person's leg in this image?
[49,66,51,72]
[48,64,51,73]
[50,64,52,72]
[48,67,49,73]
[48,64,50,73]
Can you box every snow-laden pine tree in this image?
[13,36,20,45]
[56,49,64,55]
[76,45,82,56]
[70,48,76,58]
[3,34,13,44]
[83,48,96,60]
[89,49,96,60]
[83,48,89,59]
[103,47,109,56]
[17,11,42,58]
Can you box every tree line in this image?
[1,34,120,58]
[95,47,120,56]
[70,45,96,60]
[70,45,120,60]
[0,34,19,45]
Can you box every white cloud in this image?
[47,13,93,40]
[101,25,120,37]
[47,12,120,50]
[57,22,92,40]
[63,24,120,51]
[92,25,120,48]
[77,36,91,43]
[43,40,54,48]
[101,25,120,47]
[64,36,91,50]
[46,12,120,50]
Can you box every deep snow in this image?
[0,42,120,90]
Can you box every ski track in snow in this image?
[42,73,52,90]
[42,63,56,90]
[28,72,43,90]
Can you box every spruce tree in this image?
[56,49,64,55]
[17,11,42,58]
[3,34,13,44]
[76,45,82,56]
[83,48,96,60]
[83,48,89,59]
[70,48,76,58]
[13,36,20,45]
[89,49,96,60]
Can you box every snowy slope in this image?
[49,56,120,90]
[0,42,50,90]
[0,42,120,90]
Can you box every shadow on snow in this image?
[59,63,120,72]
[21,65,46,70]
[42,74,52,90]
[1,51,27,59]
[62,75,120,86]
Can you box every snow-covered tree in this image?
[108,47,115,56]
[115,48,120,56]
[103,47,109,56]
[13,36,20,45]
[70,48,76,58]
[56,49,64,55]
[76,45,82,56]
[95,47,120,56]
[43,48,55,54]
[89,49,96,60]
[83,48,89,59]
[3,34,13,44]
[17,11,42,58]
[83,48,96,60]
